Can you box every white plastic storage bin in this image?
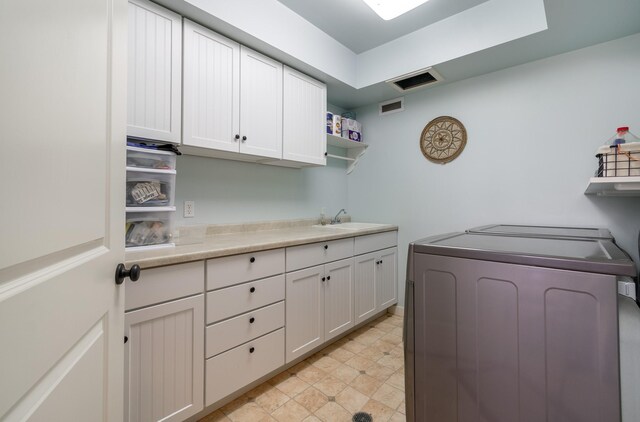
[126,146,177,170]
[596,143,640,177]
[125,211,173,248]
[126,169,176,208]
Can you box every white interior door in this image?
[0,0,126,421]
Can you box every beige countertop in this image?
[126,220,398,269]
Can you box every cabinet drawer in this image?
[354,231,397,256]
[206,301,284,358]
[207,249,284,290]
[286,238,354,272]
[125,261,204,311]
[206,274,285,324]
[205,328,285,406]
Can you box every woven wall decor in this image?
[420,116,467,164]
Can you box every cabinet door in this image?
[239,46,283,159]
[128,0,182,143]
[282,66,327,165]
[183,20,240,152]
[376,247,398,310]
[285,265,324,363]
[354,252,378,324]
[324,258,355,341]
[125,295,204,422]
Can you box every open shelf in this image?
[327,134,368,149]
[326,134,367,174]
[584,176,640,196]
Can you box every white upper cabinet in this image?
[127,0,182,143]
[182,20,240,152]
[182,28,283,160]
[283,66,327,166]
[240,47,283,159]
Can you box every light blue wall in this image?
[348,33,640,303]
[174,153,348,225]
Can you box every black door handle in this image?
[115,263,140,285]
[249,347,255,353]
[250,257,256,263]
[235,134,240,140]
[249,317,255,324]
[250,286,256,293]
[322,277,326,282]
[327,276,331,280]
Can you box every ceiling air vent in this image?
[387,67,443,93]
[379,97,404,116]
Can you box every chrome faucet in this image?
[331,209,347,225]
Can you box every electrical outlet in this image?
[184,201,195,218]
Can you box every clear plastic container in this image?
[126,170,176,208]
[125,211,173,247]
[126,146,177,170]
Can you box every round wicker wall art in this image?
[420,116,467,164]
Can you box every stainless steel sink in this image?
[313,222,387,230]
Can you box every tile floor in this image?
[199,313,406,422]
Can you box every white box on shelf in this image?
[341,118,362,142]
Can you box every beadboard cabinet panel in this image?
[239,47,283,159]
[377,247,398,310]
[282,66,327,165]
[285,265,324,363]
[125,295,204,422]
[183,20,240,151]
[354,252,378,325]
[127,0,181,143]
[324,258,355,341]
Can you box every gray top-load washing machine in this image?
[404,231,637,422]
[467,223,614,241]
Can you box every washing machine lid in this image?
[467,224,613,240]
[412,232,636,276]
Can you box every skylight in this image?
[362,0,431,20]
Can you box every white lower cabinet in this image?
[376,247,398,309]
[205,328,285,406]
[324,258,355,341]
[125,294,204,422]
[286,258,354,363]
[355,247,398,324]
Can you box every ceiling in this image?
[276,0,488,53]
[164,0,640,109]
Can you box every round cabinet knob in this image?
[249,257,256,263]
[124,336,128,344]
[115,263,140,285]
[250,287,256,293]
[234,134,240,140]
[249,317,255,324]
[249,347,255,354]
[242,136,247,142]
[324,245,328,250]
[327,276,331,280]
[380,259,383,264]
[321,277,326,282]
